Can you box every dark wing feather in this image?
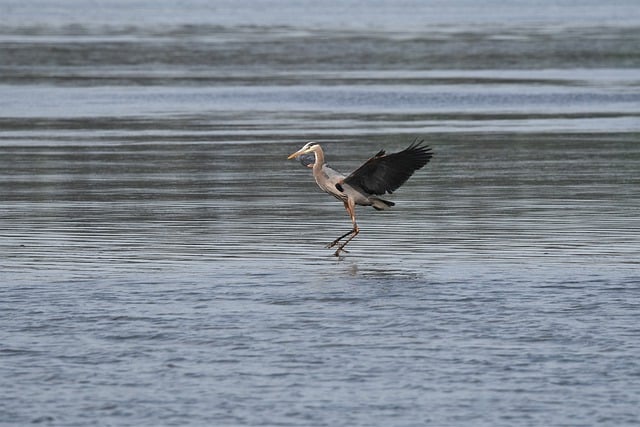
[344,140,433,195]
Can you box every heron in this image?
[287,140,433,256]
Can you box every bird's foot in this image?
[333,247,349,257]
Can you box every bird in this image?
[287,139,433,256]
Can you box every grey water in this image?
[2,1,640,426]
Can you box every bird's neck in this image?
[312,147,325,172]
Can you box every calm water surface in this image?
[1,1,640,426]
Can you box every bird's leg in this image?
[326,200,355,249]
[326,229,354,249]
[334,224,359,257]
[328,199,359,256]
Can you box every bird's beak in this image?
[287,148,307,160]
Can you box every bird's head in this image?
[287,142,320,160]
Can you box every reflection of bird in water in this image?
[288,140,433,256]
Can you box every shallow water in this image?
[1,1,640,426]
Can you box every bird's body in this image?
[288,140,433,256]
[311,155,393,210]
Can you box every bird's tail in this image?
[370,197,395,211]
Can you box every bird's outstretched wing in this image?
[343,140,433,195]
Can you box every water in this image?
[1,1,640,426]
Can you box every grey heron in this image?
[287,140,433,256]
